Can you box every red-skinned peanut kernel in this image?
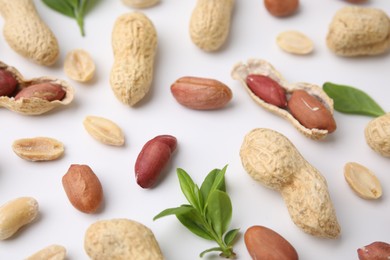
[135,135,177,188]
[246,74,287,108]
[0,69,18,97]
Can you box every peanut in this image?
[189,0,235,51]
[264,0,299,17]
[15,83,66,101]
[84,218,164,260]
[170,76,232,110]
[64,49,96,83]
[326,6,390,56]
[240,128,341,238]
[365,113,390,158]
[344,162,382,200]
[276,30,314,55]
[135,135,177,188]
[0,0,59,65]
[83,115,125,146]
[358,241,390,260]
[25,244,66,260]
[62,164,104,214]
[110,12,157,106]
[288,89,337,133]
[122,0,159,8]
[0,197,39,240]
[0,69,18,97]
[246,74,287,108]
[12,137,64,161]
[232,59,336,140]
[245,225,298,260]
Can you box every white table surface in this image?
[1,0,390,259]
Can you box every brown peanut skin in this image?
[245,226,298,260]
[0,69,18,96]
[288,90,336,133]
[171,76,232,110]
[358,241,390,260]
[15,82,66,101]
[264,0,299,17]
[135,135,177,188]
[62,164,104,214]
[246,74,287,108]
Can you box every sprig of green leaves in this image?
[154,165,239,258]
[323,82,386,117]
[42,0,100,36]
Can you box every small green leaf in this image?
[177,168,202,211]
[200,166,227,205]
[199,247,223,258]
[42,0,75,18]
[205,190,232,238]
[177,208,213,240]
[153,205,192,221]
[323,82,386,117]
[224,228,240,246]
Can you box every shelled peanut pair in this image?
[232,59,336,140]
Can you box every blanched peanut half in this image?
[25,244,66,260]
[64,49,95,82]
[83,115,125,146]
[12,137,64,161]
[344,162,382,200]
[121,0,159,8]
[0,197,39,240]
[276,30,314,55]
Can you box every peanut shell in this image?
[365,113,390,158]
[0,61,74,115]
[231,59,335,140]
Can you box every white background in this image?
[1,0,390,259]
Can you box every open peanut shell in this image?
[0,61,74,115]
[231,59,334,140]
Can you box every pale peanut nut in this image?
[365,113,390,158]
[0,61,75,115]
[326,6,390,56]
[170,76,233,110]
[189,0,235,51]
[245,226,298,260]
[25,244,66,260]
[0,197,39,240]
[83,115,125,146]
[246,74,287,108]
[110,12,157,106]
[121,0,159,8]
[64,49,95,83]
[12,137,64,161]
[264,0,299,17]
[84,218,164,260]
[288,89,337,133]
[62,164,103,214]
[231,58,335,140]
[276,30,314,55]
[240,128,341,238]
[0,68,18,96]
[0,0,59,66]
[344,162,382,200]
[135,135,177,188]
[15,83,66,101]
[358,241,390,260]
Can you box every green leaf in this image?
[224,228,240,246]
[323,82,386,117]
[200,166,227,206]
[42,0,75,18]
[177,208,213,240]
[205,190,232,238]
[177,168,202,211]
[199,247,223,258]
[153,205,192,221]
